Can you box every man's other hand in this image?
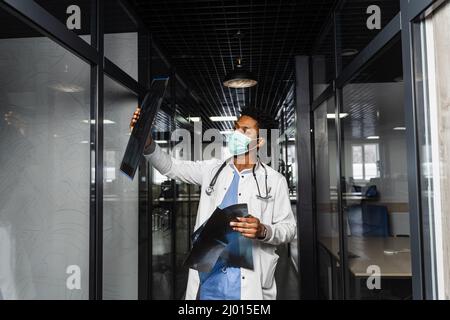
[130,107,140,130]
[230,216,266,239]
[130,107,153,148]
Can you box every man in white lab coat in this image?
[131,106,296,300]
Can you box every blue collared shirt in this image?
[198,165,252,300]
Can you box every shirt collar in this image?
[227,158,263,175]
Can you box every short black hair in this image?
[239,107,278,158]
[239,106,279,131]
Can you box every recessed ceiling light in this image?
[188,117,201,122]
[220,130,233,135]
[82,120,115,124]
[327,113,349,119]
[155,140,168,144]
[393,127,406,131]
[367,136,380,140]
[210,116,238,122]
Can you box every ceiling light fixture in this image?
[367,136,380,140]
[223,31,257,88]
[393,127,406,131]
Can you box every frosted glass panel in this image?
[104,32,138,80]
[102,76,139,299]
[0,10,90,299]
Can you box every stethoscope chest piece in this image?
[205,186,214,196]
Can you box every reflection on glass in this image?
[175,181,190,299]
[149,46,175,299]
[0,8,90,299]
[102,76,139,299]
[285,138,297,197]
[34,0,91,44]
[341,39,412,299]
[336,0,400,71]
[314,97,340,299]
[312,24,334,100]
[151,142,174,300]
[104,0,138,80]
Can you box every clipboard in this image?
[120,78,169,179]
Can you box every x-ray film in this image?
[120,78,169,179]
[184,204,254,273]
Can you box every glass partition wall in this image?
[0,8,91,299]
[103,76,139,299]
[149,52,199,300]
[304,0,450,300]
[0,0,202,301]
[314,97,340,299]
[340,39,411,299]
[0,0,197,300]
[312,42,413,300]
[308,1,417,300]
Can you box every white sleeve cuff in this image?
[143,140,156,155]
[259,224,273,242]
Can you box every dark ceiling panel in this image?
[131,0,336,130]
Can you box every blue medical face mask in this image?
[227,130,257,156]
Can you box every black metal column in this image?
[89,0,104,300]
[137,29,152,300]
[400,3,424,300]
[295,55,318,299]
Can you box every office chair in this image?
[347,204,389,237]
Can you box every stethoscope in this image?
[205,160,272,200]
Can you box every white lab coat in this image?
[144,143,296,300]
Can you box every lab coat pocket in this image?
[259,248,279,289]
[248,195,262,219]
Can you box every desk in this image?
[319,237,412,299]
[319,237,411,278]
[330,192,368,202]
